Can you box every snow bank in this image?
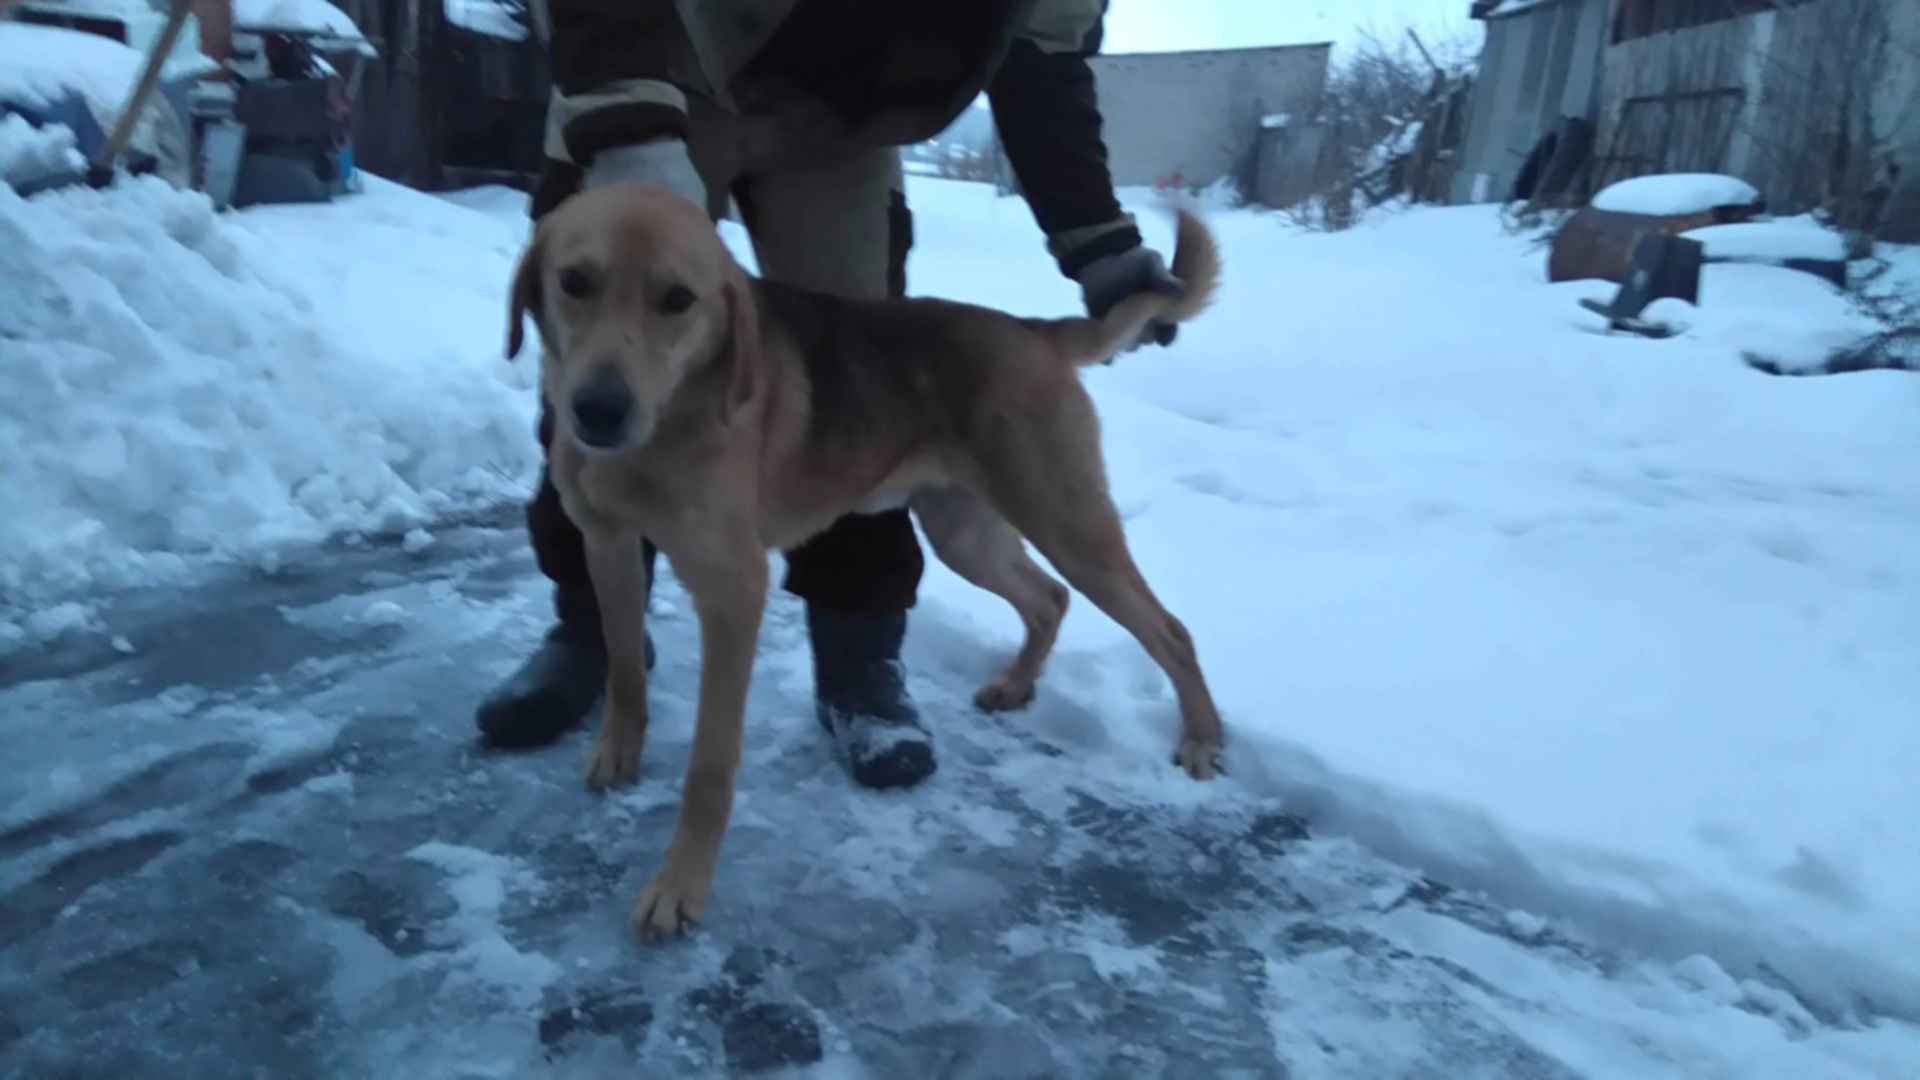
[1684,219,1850,263]
[900,179,1920,1024]
[0,115,83,189]
[445,0,530,41]
[0,22,209,184]
[1592,172,1762,216]
[0,173,539,645]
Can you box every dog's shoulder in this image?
[752,279,951,349]
[751,279,990,445]
[751,279,945,384]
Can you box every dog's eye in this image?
[660,285,697,315]
[558,266,597,300]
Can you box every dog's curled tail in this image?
[1047,208,1222,366]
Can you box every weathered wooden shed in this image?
[329,0,548,192]
[1452,0,1920,240]
[1448,0,1610,205]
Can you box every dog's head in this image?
[507,183,760,454]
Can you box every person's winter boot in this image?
[475,589,655,750]
[808,606,937,789]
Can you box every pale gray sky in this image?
[1102,0,1480,61]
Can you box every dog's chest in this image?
[558,449,672,528]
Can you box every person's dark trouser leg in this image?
[779,186,922,614]
[476,398,656,749]
[734,156,936,789]
[781,508,923,614]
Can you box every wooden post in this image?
[91,0,194,179]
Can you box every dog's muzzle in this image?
[570,367,634,450]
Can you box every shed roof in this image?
[1474,0,1577,18]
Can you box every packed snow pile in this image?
[0,171,540,640]
[0,22,209,185]
[0,114,83,189]
[1684,218,1851,262]
[1591,172,1762,216]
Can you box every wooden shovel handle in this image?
[91,0,194,174]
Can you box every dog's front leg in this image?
[582,528,651,790]
[631,530,766,941]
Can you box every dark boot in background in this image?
[475,584,654,750]
[809,605,937,789]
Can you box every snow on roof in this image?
[6,0,374,53]
[1482,0,1568,16]
[0,21,212,109]
[234,0,360,34]
[1591,173,1762,216]
[445,0,529,42]
[232,0,376,52]
[2,0,153,20]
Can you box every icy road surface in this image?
[4,519,1915,1078]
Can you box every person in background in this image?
[477,0,1187,790]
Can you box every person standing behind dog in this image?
[478,0,1188,790]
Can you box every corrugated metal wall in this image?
[1450,0,1608,203]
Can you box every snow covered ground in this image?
[4,163,1919,1075]
[900,179,1920,1014]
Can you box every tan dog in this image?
[507,183,1227,941]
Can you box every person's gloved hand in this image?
[582,137,707,210]
[1071,245,1186,351]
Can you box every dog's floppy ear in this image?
[719,273,761,427]
[506,237,544,360]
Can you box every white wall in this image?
[1088,45,1330,190]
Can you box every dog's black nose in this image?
[571,369,633,449]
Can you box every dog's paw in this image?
[1173,737,1224,781]
[973,677,1036,712]
[630,863,710,943]
[583,737,642,791]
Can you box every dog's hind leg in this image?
[582,529,652,790]
[981,392,1225,780]
[912,486,1070,711]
